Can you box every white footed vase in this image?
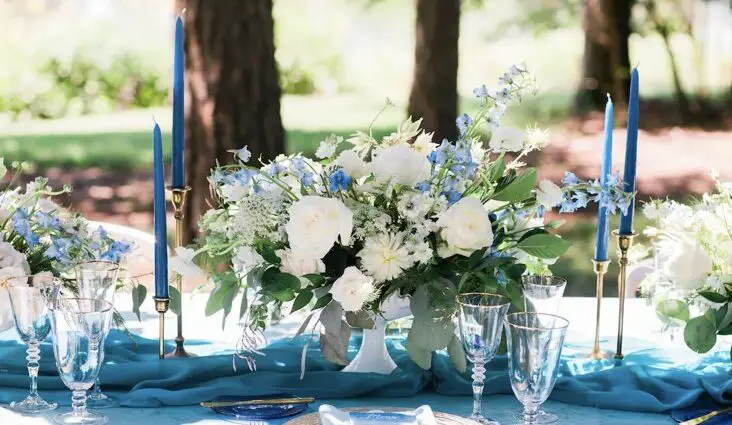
[341,292,411,374]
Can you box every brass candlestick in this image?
[589,259,611,360]
[613,230,637,360]
[154,297,170,359]
[165,185,195,358]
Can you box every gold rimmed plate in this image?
[284,407,480,425]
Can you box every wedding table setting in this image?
[0,14,731,425]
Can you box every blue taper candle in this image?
[153,121,169,298]
[171,15,185,188]
[594,95,614,261]
[619,67,639,235]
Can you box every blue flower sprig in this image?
[559,171,633,215]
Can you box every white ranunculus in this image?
[232,246,264,275]
[0,242,30,275]
[329,266,377,312]
[277,249,325,277]
[336,150,370,179]
[169,247,204,277]
[536,180,563,209]
[489,127,524,152]
[371,145,430,187]
[663,238,713,290]
[285,196,353,260]
[437,197,493,257]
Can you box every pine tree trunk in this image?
[179,0,284,243]
[408,0,460,142]
[576,0,633,113]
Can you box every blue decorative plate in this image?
[207,394,309,420]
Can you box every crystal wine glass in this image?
[515,275,566,424]
[6,274,61,414]
[505,313,569,425]
[457,293,511,425]
[75,261,120,409]
[50,297,114,425]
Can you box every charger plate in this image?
[283,407,480,425]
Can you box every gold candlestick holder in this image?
[613,229,637,360]
[589,259,612,360]
[154,296,170,359]
[165,185,195,359]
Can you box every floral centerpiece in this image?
[640,174,732,358]
[185,65,578,372]
[0,160,135,332]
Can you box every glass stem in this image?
[93,378,102,397]
[523,405,539,425]
[471,356,486,418]
[72,390,87,416]
[26,340,40,398]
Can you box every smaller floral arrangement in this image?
[640,174,732,357]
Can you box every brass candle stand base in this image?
[165,185,196,359]
[613,230,637,360]
[589,259,612,360]
[154,297,170,359]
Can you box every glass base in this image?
[469,413,501,424]
[54,411,109,425]
[513,409,558,424]
[86,392,118,409]
[10,394,58,414]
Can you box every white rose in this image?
[277,249,325,277]
[536,180,563,209]
[371,145,430,187]
[221,184,249,203]
[169,247,204,277]
[0,267,29,333]
[0,242,30,275]
[489,127,524,152]
[329,266,376,312]
[336,150,370,179]
[285,196,353,260]
[437,197,493,257]
[663,238,713,290]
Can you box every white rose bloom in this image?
[329,266,377,312]
[663,238,713,290]
[437,197,493,257]
[277,249,325,277]
[536,180,563,209]
[0,242,30,275]
[371,145,430,187]
[358,232,413,283]
[0,267,29,333]
[232,246,264,275]
[489,127,524,152]
[336,150,370,179]
[285,196,353,260]
[221,184,249,203]
[169,247,204,277]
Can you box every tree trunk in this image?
[408,0,460,142]
[180,0,284,243]
[575,0,633,113]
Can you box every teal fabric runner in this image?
[0,330,728,412]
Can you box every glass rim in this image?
[521,275,567,287]
[456,292,511,308]
[505,312,569,331]
[50,297,114,314]
[0,275,63,287]
[73,260,121,270]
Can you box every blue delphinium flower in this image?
[300,172,314,187]
[415,181,431,192]
[473,85,489,99]
[445,190,461,205]
[562,171,579,186]
[12,208,39,247]
[45,237,73,265]
[34,210,60,230]
[329,169,351,192]
[265,161,287,176]
[428,139,454,165]
[572,191,590,209]
[101,241,133,263]
[456,114,473,136]
[559,193,577,213]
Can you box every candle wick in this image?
[152,114,159,125]
[606,93,611,102]
[180,8,187,17]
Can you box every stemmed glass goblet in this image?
[457,293,511,425]
[505,313,569,425]
[75,261,120,409]
[5,274,61,414]
[50,297,114,425]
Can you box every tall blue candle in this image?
[619,67,639,235]
[171,15,185,188]
[594,95,613,261]
[153,121,169,298]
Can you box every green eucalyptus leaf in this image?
[447,333,467,373]
[407,317,454,352]
[205,276,237,317]
[303,274,326,286]
[493,168,537,202]
[319,302,350,365]
[313,293,333,309]
[291,290,313,314]
[345,310,376,329]
[656,299,690,323]
[168,285,181,316]
[684,316,717,354]
[486,152,506,183]
[515,234,570,259]
[239,286,249,319]
[406,337,433,370]
[699,291,727,304]
[131,284,147,322]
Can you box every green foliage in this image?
[492,168,537,202]
[684,315,717,354]
[516,234,571,259]
[131,284,147,322]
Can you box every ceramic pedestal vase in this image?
[341,293,411,374]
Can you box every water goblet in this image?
[75,261,120,409]
[505,313,569,425]
[6,274,61,414]
[457,293,512,425]
[50,297,114,425]
[516,276,566,424]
